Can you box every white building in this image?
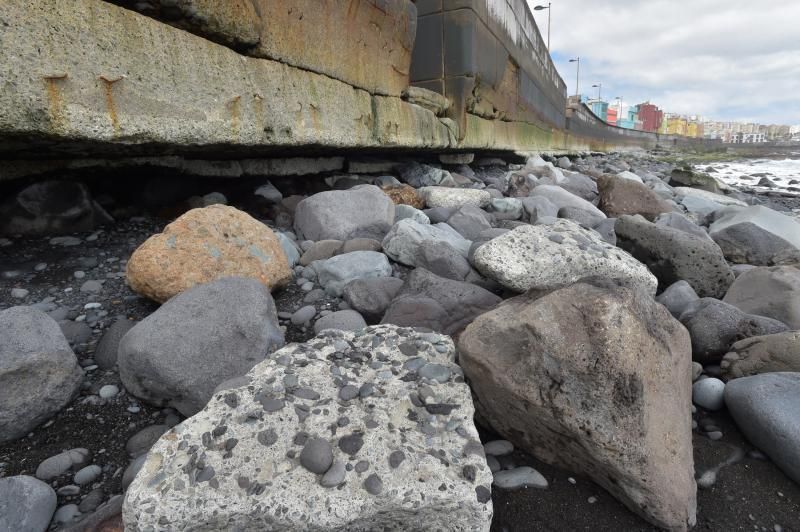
[730,132,766,144]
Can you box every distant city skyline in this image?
[529,0,800,125]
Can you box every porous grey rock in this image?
[311,251,392,297]
[692,378,725,411]
[0,307,83,444]
[418,187,491,209]
[313,310,367,333]
[342,277,404,323]
[721,332,800,379]
[0,475,57,532]
[725,373,800,484]
[723,266,800,329]
[119,277,284,416]
[656,281,699,318]
[294,185,395,242]
[473,219,657,295]
[382,219,471,267]
[615,215,733,298]
[458,280,696,531]
[709,206,800,265]
[446,206,493,241]
[123,326,493,531]
[381,269,502,335]
[679,298,789,363]
[95,319,136,369]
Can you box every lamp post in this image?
[533,3,551,50]
[569,57,580,97]
[592,83,602,100]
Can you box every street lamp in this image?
[533,3,551,50]
[592,83,602,100]
[569,57,580,97]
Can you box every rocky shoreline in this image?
[1,151,799,531]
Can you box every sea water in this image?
[697,154,800,196]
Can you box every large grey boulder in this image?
[446,206,493,241]
[615,215,734,298]
[721,332,800,379]
[473,219,657,295]
[709,205,800,265]
[0,475,57,532]
[123,326,493,531]
[342,277,404,323]
[655,212,712,241]
[0,181,112,236]
[382,219,471,267]
[458,280,696,531]
[415,240,472,281]
[679,298,789,363]
[520,196,558,222]
[725,373,800,484]
[723,266,800,329]
[311,251,392,297]
[559,172,598,202]
[381,269,502,335]
[293,185,395,242]
[0,307,83,444]
[597,175,672,221]
[119,277,284,416]
[530,185,606,220]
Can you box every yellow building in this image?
[666,116,688,136]
[687,122,699,138]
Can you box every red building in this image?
[606,107,618,126]
[636,102,663,133]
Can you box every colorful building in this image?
[606,107,618,126]
[587,99,609,122]
[636,102,663,133]
[666,115,688,136]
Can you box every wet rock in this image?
[0,307,83,444]
[123,325,492,530]
[458,280,696,531]
[473,219,657,295]
[119,277,284,416]
[294,185,395,242]
[126,205,291,303]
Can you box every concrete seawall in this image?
[0,0,717,181]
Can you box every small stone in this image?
[10,288,29,299]
[291,306,317,325]
[74,464,102,485]
[486,455,501,473]
[363,473,383,495]
[338,385,359,401]
[418,363,451,383]
[483,440,514,457]
[493,466,548,489]
[320,460,346,488]
[74,271,86,279]
[389,450,406,469]
[80,280,103,293]
[299,438,333,474]
[692,378,725,411]
[53,504,81,525]
[98,384,119,399]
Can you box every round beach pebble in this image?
[693,377,726,411]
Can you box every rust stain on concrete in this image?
[43,74,68,131]
[99,75,125,136]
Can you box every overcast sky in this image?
[527,0,800,125]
